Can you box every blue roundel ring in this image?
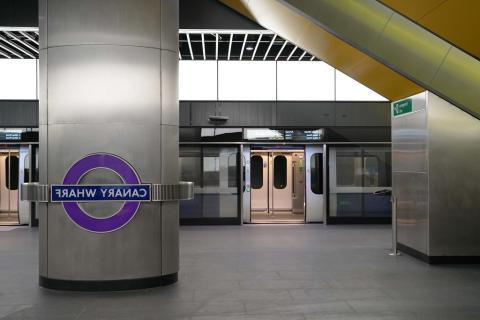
[62,153,141,233]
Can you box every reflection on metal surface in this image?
[222,0,480,119]
[220,0,422,101]
[393,91,480,258]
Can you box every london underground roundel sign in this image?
[51,153,151,233]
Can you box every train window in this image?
[5,155,19,190]
[363,156,379,187]
[228,153,237,188]
[310,153,323,194]
[273,155,287,189]
[250,155,263,189]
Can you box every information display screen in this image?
[244,129,284,141]
[284,129,324,141]
[0,131,22,141]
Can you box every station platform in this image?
[1,224,480,319]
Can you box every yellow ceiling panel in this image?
[220,0,423,101]
[380,0,480,59]
[380,0,446,20]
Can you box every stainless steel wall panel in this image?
[161,50,179,126]
[46,123,162,186]
[391,109,427,173]
[40,0,180,285]
[161,0,179,53]
[394,171,428,255]
[393,91,480,259]
[46,201,162,280]
[38,0,47,50]
[427,92,480,256]
[161,201,179,275]
[38,49,47,126]
[46,45,162,126]
[161,125,179,185]
[46,0,162,48]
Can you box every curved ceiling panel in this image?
[220,0,423,102]
[379,0,480,59]
[221,0,480,119]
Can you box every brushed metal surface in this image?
[427,92,480,256]
[39,0,180,282]
[242,146,251,223]
[46,45,162,126]
[392,92,429,254]
[161,201,179,275]
[161,50,179,126]
[305,145,324,222]
[393,171,428,254]
[161,125,179,185]
[248,0,480,119]
[45,0,162,49]
[38,49,47,126]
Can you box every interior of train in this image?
[250,149,305,223]
[0,145,32,226]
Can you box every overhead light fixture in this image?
[246,46,254,51]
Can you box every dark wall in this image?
[180,0,261,30]
[1,0,260,30]
[0,0,38,27]
[181,101,391,128]
[0,100,38,127]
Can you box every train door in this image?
[305,145,325,222]
[251,153,269,212]
[269,153,292,211]
[242,146,251,223]
[250,149,305,223]
[0,148,20,225]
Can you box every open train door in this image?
[305,145,326,223]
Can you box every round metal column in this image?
[38,0,180,290]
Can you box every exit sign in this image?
[393,99,413,116]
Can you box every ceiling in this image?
[179,30,317,61]
[379,0,480,60]
[0,28,318,62]
[0,29,38,59]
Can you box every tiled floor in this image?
[1,224,480,319]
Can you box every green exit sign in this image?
[393,99,413,116]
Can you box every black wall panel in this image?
[0,100,38,127]
[217,102,275,126]
[184,100,391,128]
[0,0,38,27]
[276,102,335,127]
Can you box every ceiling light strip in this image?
[227,33,233,60]
[1,33,35,58]
[287,46,298,61]
[0,49,10,58]
[264,34,276,61]
[186,33,194,60]
[275,40,288,61]
[201,33,206,60]
[6,31,38,54]
[299,51,306,61]
[20,31,38,45]
[0,41,23,58]
[251,34,262,60]
[239,34,247,60]
[215,34,219,60]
